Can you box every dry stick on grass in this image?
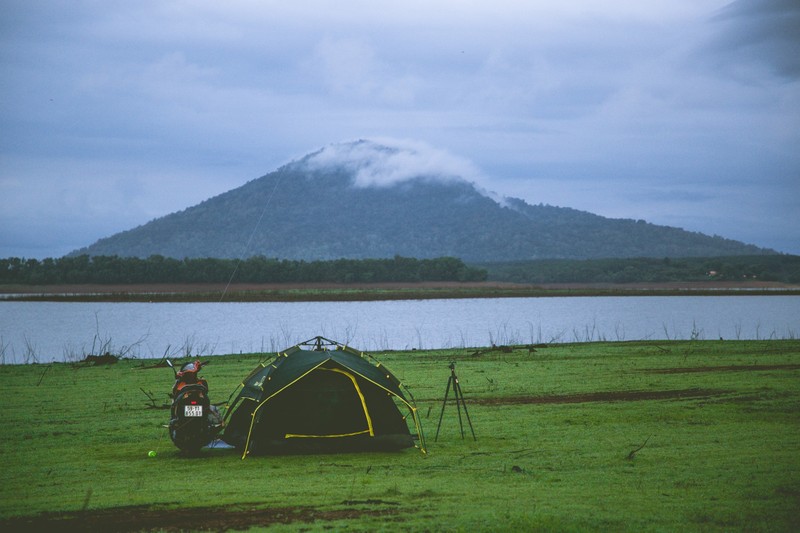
[626,435,652,460]
[155,345,171,366]
[36,364,52,386]
[140,387,161,408]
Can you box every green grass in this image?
[1,340,799,531]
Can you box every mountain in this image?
[71,140,773,261]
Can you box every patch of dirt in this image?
[470,388,728,406]
[0,504,401,533]
[643,364,800,374]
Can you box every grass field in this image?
[1,340,798,531]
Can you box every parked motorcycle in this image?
[166,359,223,452]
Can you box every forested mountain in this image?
[71,141,773,261]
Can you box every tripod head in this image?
[448,361,458,379]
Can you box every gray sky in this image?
[2,0,799,259]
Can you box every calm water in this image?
[1,296,798,363]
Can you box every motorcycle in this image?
[166,359,223,452]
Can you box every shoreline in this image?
[2,280,799,302]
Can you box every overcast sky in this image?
[2,0,799,259]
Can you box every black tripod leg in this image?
[454,379,466,439]
[454,380,477,441]
[434,376,453,442]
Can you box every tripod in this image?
[434,362,476,441]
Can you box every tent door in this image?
[283,367,375,439]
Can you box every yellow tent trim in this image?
[241,363,377,457]
[242,360,329,458]
[328,367,425,452]
[324,367,374,437]
[285,429,371,439]
[315,365,426,455]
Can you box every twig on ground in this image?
[627,435,652,460]
[140,387,160,408]
[36,364,52,386]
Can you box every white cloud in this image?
[303,138,485,189]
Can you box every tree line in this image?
[475,255,800,284]
[0,255,487,285]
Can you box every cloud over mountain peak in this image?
[301,138,484,189]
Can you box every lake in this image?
[1,296,798,363]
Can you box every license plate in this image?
[184,405,203,417]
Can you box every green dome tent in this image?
[221,336,426,457]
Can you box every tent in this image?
[221,336,426,457]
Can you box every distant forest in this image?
[476,255,800,284]
[2,254,798,286]
[0,255,487,284]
